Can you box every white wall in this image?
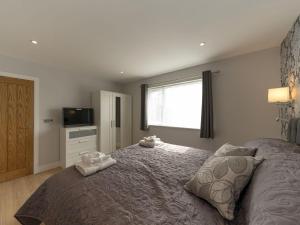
[0,54,122,168]
[0,47,282,167]
[124,48,281,151]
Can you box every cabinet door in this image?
[111,94,116,151]
[100,91,113,154]
[120,94,132,148]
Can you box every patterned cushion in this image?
[184,155,263,220]
[214,143,257,157]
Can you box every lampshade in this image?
[268,87,290,103]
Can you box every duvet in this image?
[16,139,300,225]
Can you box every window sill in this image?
[148,125,200,131]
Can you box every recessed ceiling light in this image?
[31,40,38,45]
[200,42,206,47]
[120,71,124,74]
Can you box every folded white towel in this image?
[144,137,155,142]
[139,139,155,148]
[139,135,163,148]
[75,157,117,177]
[80,151,109,165]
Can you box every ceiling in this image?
[0,0,299,82]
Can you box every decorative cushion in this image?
[214,143,257,157]
[184,155,263,220]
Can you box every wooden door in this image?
[0,76,34,182]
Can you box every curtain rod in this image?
[148,70,220,88]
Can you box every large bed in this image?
[16,139,300,225]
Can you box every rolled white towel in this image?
[75,157,117,177]
[155,140,163,145]
[143,136,159,142]
[80,151,108,165]
[140,135,163,147]
[139,139,155,148]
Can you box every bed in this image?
[16,140,300,225]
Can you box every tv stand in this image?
[60,125,98,168]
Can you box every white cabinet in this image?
[60,126,97,168]
[93,91,132,154]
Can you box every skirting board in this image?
[37,161,61,173]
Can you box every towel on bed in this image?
[139,136,163,148]
[75,157,116,176]
[80,152,110,165]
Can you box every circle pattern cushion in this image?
[184,155,263,220]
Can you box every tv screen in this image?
[63,108,94,127]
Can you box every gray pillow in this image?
[184,155,263,220]
[214,143,257,157]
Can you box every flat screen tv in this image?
[63,108,94,127]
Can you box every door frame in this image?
[0,71,39,174]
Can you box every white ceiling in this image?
[0,0,299,82]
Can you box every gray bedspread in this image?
[16,143,227,225]
[16,139,300,225]
[233,138,300,225]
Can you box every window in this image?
[147,79,202,129]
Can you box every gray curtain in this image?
[140,84,149,130]
[200,70,214,138]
